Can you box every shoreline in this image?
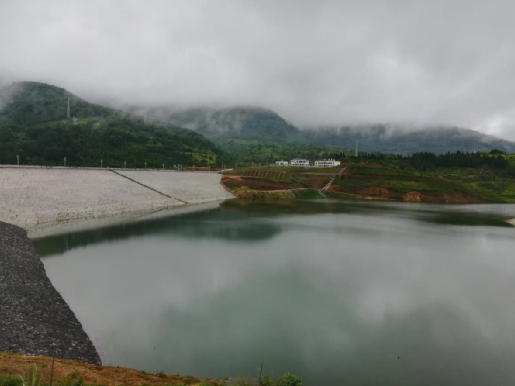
[0,168,234,237]
[28,199,230,239]
[0,168,234,361]
[0,221,101,363]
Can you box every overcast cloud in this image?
[1,0,515,138]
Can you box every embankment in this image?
[0,168,234,235]
[0,221,100,363]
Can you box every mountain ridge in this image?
[0,82,232,167]
[142,105,515,155]
[302,124,515,155]
[145,105,309,145]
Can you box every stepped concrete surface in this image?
[0,168,233,232]
[0,221,101,363]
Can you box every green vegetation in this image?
[224,151,515,202]
[236,372,303,386]
[0,82,232,168]
[0,367,88,386]
[148,105,515,157]
[293,189,325,199]
[0,82,121,125]
[215,139,345,165]
[333,153,515,202]
[0,366,303,386]
[303,125,515,155]
[0,376,22,386]
[18,364,39,386]
[223,166,340,175]
[152,107,308,146]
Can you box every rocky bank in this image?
[0,221,101,364]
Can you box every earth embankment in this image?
[0,168,233,233]
[0,221,100,363]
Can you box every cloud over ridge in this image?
[1,0,515,138]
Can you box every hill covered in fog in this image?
[0,82,232,167]
[302,125,515,155]
[142,105,515,155]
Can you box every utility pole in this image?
[162,163,164,170]
[101,159,103,168]
[16,154,19,166]
[145,161,147,170]
[124,160,126,169]
[64,157,66,167]
[67,98,70,119]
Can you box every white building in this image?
[315,159,341,168]
[275,160,289,166]
[290,158,310,167]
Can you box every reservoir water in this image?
[35,200,515,386]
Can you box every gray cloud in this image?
[1,0,515,138]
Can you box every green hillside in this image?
[143,104,515,159]
[0,81,121,125]
[148,106,308,145]
[0,82,232,168]
[303,125,515,155]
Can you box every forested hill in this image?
[145,106,308,145]
[0,81,122,125]
[0,82,232,168]
[140,103,515,155]
[303,125,515,155]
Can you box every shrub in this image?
[0,376,23,386]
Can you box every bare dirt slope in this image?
[0,352,217,386]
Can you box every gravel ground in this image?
[0,221,101,363]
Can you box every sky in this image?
[1,0,515,139]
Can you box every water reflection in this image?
[36,208,282,257]
[37,201,515,385]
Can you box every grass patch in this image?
[335,176,460,196]
[293,189,325,199]
[0,376,23,386]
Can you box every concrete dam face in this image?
[0,168,234,231]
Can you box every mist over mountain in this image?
[2,81,515,166]
[136,104,515,155]
[0,82,231,167]
[143,106,308,145]
[0,81,124,125]
[303,125,515,155]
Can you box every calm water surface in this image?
[35,200,515,386]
